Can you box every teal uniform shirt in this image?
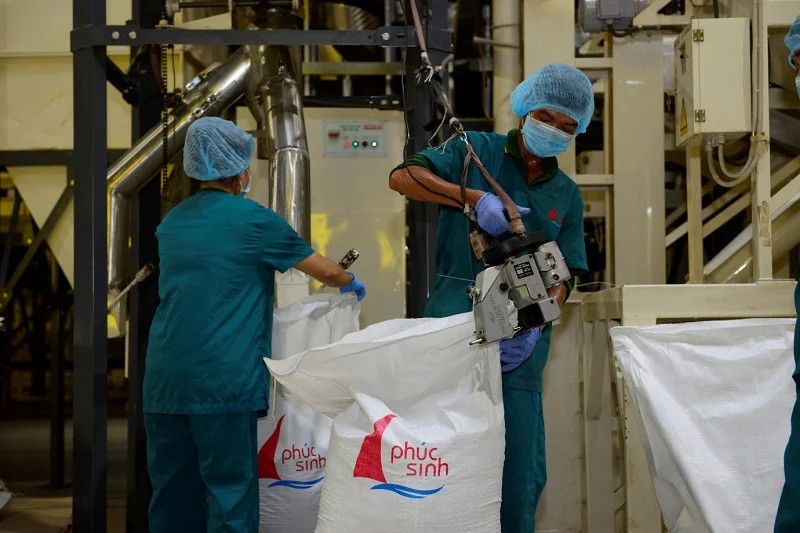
[143,189,314,415]
[775,265,800,532]
[794,269,800,381]
[410,129,588,393]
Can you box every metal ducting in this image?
[311,2,380,31]
[245,7,311,241]
[310,2,381,63]
[107,46,251,301]
[578,0,645,33]
[107,3,314,332]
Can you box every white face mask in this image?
[239,169,251,197]
[520,116,574,158]
[795,73,800,100]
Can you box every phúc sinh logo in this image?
[258,415,325,490]
[352,414,448,499]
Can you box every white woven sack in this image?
[257,294,360,533]
[611,318,795,533]
[266,312,505,533]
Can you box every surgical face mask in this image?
[521,116,574,158]
[796,74,800,100]
[239,170,251,197]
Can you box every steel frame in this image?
[0,149,126,167]
[70,26,445,49]
[124,2,162,530]
[71,0,449,529]
[0,183,74,311]
[72,0,108,530]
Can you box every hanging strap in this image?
[459,137,525,236]
[408,0,430,71]
[407,1,523,237]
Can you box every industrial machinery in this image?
[578,0,645,34]
[470,233,571,344]
[107,3,310,332]
[104,1,412,331]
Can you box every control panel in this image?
[322,120,388,157]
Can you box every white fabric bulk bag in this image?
[258,294,360,533]
[610,318,795,533]
[266,312,505,533]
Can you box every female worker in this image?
[388,63,592,530]
[775,16,800,533]
[143,117,366,532]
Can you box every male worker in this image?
[389,63,592,530]
[143,117,366,532]
[775,16,800,533]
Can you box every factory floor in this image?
[0,418,127,533]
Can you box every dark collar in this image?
[504,129,560,185]
[197,186,233,195]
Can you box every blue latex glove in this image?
[475,193,531,238]
[499,328,543,373]
[340,273,366,301]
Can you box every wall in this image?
[0,0,134,150]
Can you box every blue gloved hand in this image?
[340,273,366,301]
[475,193,531,238]
[499,328,543,373]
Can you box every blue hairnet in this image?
[183,117,255,181]
[787,16,800,68]
[510,63,595,134]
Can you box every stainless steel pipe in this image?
[245,7,310,241]
[107,4,311,332]
[107,47,251,295]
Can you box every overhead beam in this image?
[70,26,438,50]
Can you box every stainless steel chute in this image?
[107,47,252,307]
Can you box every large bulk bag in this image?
[610,318,795,533]
[258,294,360,533]
[266,313,505,533]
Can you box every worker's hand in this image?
[498,327,543,373]
[475,193,531,238]
[339,273,366,301]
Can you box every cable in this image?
[575,281,618,290]
[705,136,756,188]
[606,23,634,38]
[397,0,464,207]
[171,44,177,157]
[705,0,767,186]
[161,42,169,194]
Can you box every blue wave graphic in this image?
[268,477,324,490]
[370,483,444,499]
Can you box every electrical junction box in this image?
[322,119,388,157]
[674,18,751,147]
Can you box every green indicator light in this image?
[371,141,378,147]
[352,141,359,147]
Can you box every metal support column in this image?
[752,0,772,280]
[404,0,451,318]
[0,192,21,291]
[522,0,576,176]
[612,34,666,285]
[126,2,162,531]
[49,293,67,489]
[686,146,704,283]
[72,0,108,530]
